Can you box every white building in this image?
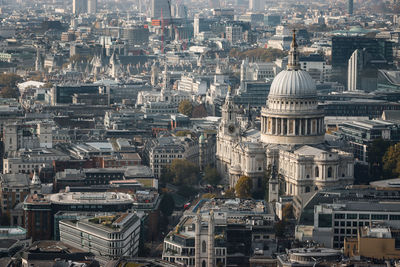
[216,31,354,198]
[249,0,264,11]
[3,148,69,174]
[299,54,331,83]
[240,59,275,82]
[60,213,140,258]
[347,49,362,91]
[144,136,199,178]
[178,74,208,95]
[87,0,97,14]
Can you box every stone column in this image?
[305,119,308,135]
[208,211,215,267]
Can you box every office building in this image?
[277,247,342,267]
[0,173,41,226]
[73,0,87,15]
[87,0,97,14]
[123,26,150,45]
[335,119,400,163]
[162,198,276,266]
[226,25,242,44]
[52,84,102,105]
[60,213,140,258]
[20,241,99,266]
[347,49,363,91]
[3,148,69,174]
[143,135,199,178]
[332,36,393,86]
[249,0,264,12]
[344,226,400,260]
[295,188,400,249]
[151,0,171,21]
[23,192,135,241]
[264,14,281,26]
[299,54,330,83]
[347,0,353,15]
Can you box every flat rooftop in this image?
[49,192,133,205]
[193,198,271,215]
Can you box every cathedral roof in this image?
[268,29,316,99]
[269,70,316,99]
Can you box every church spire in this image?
[287,29,300,71]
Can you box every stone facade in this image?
[216,31,354,198]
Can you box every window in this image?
[202,241,206,253]
[305,186,310,193]
[334,214,345,219]
[371,214,387,220]
[327,167,332,178]
[359,214,369,220]
[315,166,319,177]
[347,214,357,219]
[390,215,400,220]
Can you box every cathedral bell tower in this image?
[220,86,239,138]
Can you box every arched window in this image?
[315,166,319,178]
[328,167,332,178]
[202,260,206,267]
[305,186,310,193]
[202,241,206,253]
[306,174,310,178]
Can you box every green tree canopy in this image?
[0,73,22,99]
[383,143,400,178]
[229,48,287,62]
[204,166,222,186]
[178,100,193,117]
[161,159,200,187]
[235,175,252,198]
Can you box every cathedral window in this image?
[305,186,310,193]
[328,167,332,178]
[315,167,319,178]
[202,241,206,253]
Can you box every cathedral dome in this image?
[269,69,316,99]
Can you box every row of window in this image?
[334,213,399,220]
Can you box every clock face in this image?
[228,124,235,133]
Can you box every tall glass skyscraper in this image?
[347,0,353,15]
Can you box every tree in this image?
[175,130,192,137]
[229,48,287,62]
[383,143,400,178]
[282,204,294,220]
[368,138,391,179]
[168,159,199,186]
[159,194,175,217]
[204,166,221,186]
[224,188,235,198]
[178,100,193,117]
[235,175,252,198]
[1,86,18,98]
[0,73,22,99]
